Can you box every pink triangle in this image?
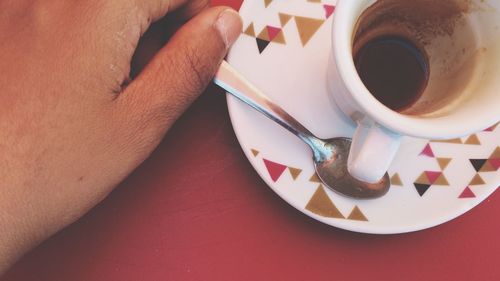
[420,143,435,157]
[425,171,442,185]
[459,187,476,198]
[489,158,500,171]
[263,159,287,182]
[484,125,496,132]
[266,26,281,41]
[323,5,336,18]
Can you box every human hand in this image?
[0,0,241,273]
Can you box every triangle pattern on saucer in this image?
[469,174,485,185]
[244,23,256,37]
[263,159,287,182]
[437,158,452,170]
[465,134,481,145]
[459,187,476,199]
[256,38,271,53]
[294,16,325,46]
[323,5,336,18]
[309,173,322,183]
[420,143,435,157]
[431,138,463,144]
[288,167,302,180]
[414,183,432,197]
[306,185,344,219]
[488,147,500,171]
[390,173,403,186]
[483,122,498,132]
[279,13,293,26]
[470,159,487,172]
[347,206,368,221]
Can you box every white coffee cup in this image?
[329,0,500,183]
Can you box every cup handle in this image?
[348,120,401,183]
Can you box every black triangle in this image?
[414,183,431,197]
[256,38,271,54]
[470,159,487,172]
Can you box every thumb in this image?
[117,6,242,132]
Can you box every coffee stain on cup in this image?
[354,0,472,45]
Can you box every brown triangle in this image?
[294,16,325,46]
[432,138,463,144]
[244,23,256,37]
[465,134,481,145]
[347,206,368,221]
[491,146,500,158]
[480,161,496,172]
[264,0,273,8]
[310,173,321,183]
[257,28,270,41]
[434,174,450,186]
[288,167,302,180]
[306,186,344,219]
[415,172,431,185]
[390,173,403,186]
[251,149,260,157]
[469,174,486,185]
[272,30,286,44]
[279,13,292,26]
[437,158,452,170]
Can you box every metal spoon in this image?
[214,61,390,199]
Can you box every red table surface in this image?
[3,1,500,280]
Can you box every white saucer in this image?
[226,0,499,234]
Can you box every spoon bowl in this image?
[313,138,390,199]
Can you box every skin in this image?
[0,0,242,274]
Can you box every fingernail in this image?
[215,9,243,49]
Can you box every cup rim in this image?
[332,0,498,139]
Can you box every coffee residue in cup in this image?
[354,36,430,112]
[353,0,485,116]
[354,0,472,46]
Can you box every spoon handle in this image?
[214,61,319,147]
